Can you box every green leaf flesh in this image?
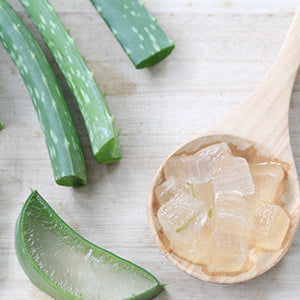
[90,0,174,69]
[19,0,122,163]
[0,0,86,186]
[15,191,164,300]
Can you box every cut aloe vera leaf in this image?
[90,0,175,69]
[15,191,164,300]
[0,0,86,186]
[20,0,122,163]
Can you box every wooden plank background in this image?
[1,0,300,299]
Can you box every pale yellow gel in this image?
[156,142,290,273]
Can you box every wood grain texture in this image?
[1,0,300,299]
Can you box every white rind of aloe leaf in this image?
[15,191,164,300]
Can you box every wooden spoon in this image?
[148,8,300,284]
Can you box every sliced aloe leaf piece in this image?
[15,191,164,300]
[0,0,86,186]
[89,0,175,69]
[19,0,122,163]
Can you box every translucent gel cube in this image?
[157,193,209,243]
[195,142,233,160]
[170,225,211,264]
[249,163,285,204]
[214,193,249,235]
[155,176,189,205]
[164,155,212,184]
[192,181,215,228]
[193,181,215,208]
[212,157,255,196]
[207,232,249,273]
[248,201,290,251]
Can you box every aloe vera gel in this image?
[16,191,164,300]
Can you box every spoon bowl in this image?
[149,134,298,283]
[148,7,300,284]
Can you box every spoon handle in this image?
[255,5,300,111]
[210,7,300,155]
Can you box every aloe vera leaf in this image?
[90,0,175,69]
[0,0,86,186]
[15,191,165,300]
[20,0,122,163]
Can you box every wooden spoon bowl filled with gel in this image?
[148,8,300,284]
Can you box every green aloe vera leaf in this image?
[90,0,175,69]
[0,0,86,186]
[20,0,122,163]
[15,191,165,300]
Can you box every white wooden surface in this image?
[1,0,300,299]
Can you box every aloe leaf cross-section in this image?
[19,0,122,163]
[15,191,165,300]
[0,0,86,186]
